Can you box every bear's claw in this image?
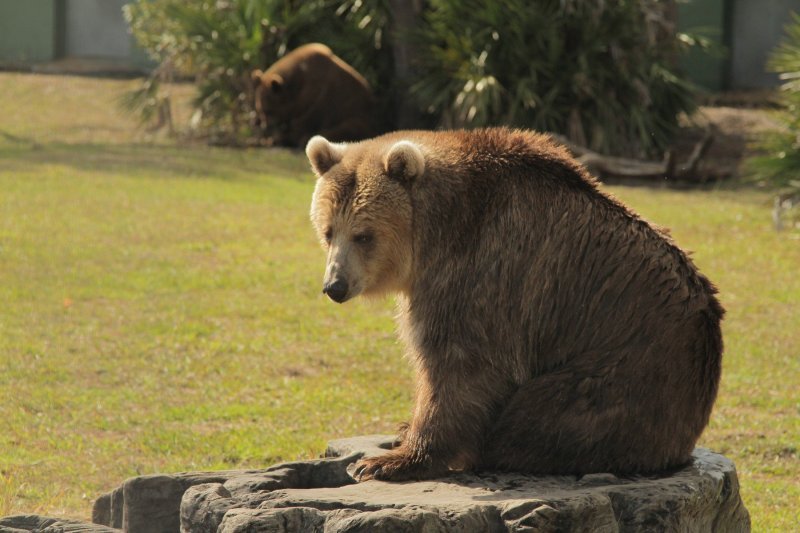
[351,462,380,481]
[351,452,446,482]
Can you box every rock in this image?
[323,434,396,459]
[0,514,120,532]
[3,435,749,532]
[90,447,369,533]
[218,507,326,533]
[180,484,238,533]
[174,436,749,533]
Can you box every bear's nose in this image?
[323,279,349,303]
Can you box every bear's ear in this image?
[384,141,425,183]
[270,76,283,93]
[251,69,263,81]
[306,136,345,176]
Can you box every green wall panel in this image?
[678,0,728,91]
[0,1,58,63]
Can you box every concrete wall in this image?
[680,0,800,90]
[730,0,800,89]
[64,0,131,58]
[678,0,728,91]
[0,1,58,63]
[0,0,152,70]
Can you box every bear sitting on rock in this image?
[307,128,724,481]
[251,43,377,147]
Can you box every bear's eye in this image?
[324,227,333,243]
[353,232,374,245]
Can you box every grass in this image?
[0,72,798,530]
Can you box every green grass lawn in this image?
[0,73,798,530]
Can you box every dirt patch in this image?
[674,101,784,182]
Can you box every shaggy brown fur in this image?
[251,43,377,147]
[307,128,724,481]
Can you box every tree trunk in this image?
[388,0,425,129]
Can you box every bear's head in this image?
[307,135,425,303]
[251,68,288,129]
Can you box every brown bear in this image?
[251,43,377,147]
[307,128,724,481]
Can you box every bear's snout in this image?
[323,279,349,303]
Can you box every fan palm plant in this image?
[412,0,695,158]
[749,12,800,188]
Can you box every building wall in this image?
[678,0,728,91]
[0,1,58,64]
[0,0,152,70]
[2,1,799,88]
[680,0,800,90]
[64,0,131,58]
[730,0,800,89]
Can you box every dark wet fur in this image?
[319,128,723,478]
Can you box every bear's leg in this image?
[481,364,701,475]
[353,365,512,482]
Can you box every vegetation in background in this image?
[748,12,800,190]
[123,0,696,157]
[413,0,695,157]
[123,0,393,142]
[1,71,799,531]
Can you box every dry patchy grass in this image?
[0,72,797,530]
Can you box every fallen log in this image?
[549,128,715,182]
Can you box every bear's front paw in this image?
[351,451,445,482]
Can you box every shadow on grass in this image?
[1,138,771,198]
[0,140,312,182]
[0,129,43,149]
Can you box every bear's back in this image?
[371,128,722,369]
[267,43,371,98]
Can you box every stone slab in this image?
[1,435,750,532]
[91,444,370,533]
[178,436,750,532]
[0,514,121,532]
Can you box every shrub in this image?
[125,0,696,157]
[748,12,800,189]
[123,0,393,141]
[411,0,696,158]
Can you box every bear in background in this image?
[251,43,378,147]
[307,128,724,481]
